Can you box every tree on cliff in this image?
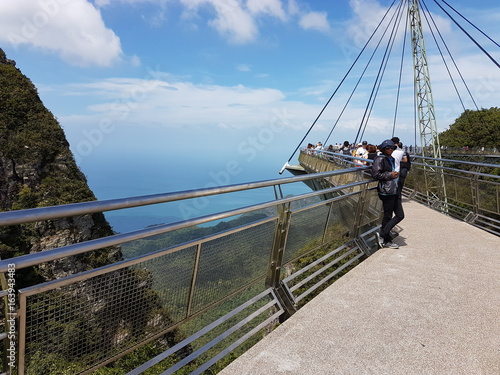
[438,107,500,149]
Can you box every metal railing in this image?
[0,167,383,374]
[403,155,500,235]
[301,149,500,235]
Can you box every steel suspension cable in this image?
[391,3,409,138]
[323,0,404,146]
[421,0,489,130]
[355,0,406,144]
[433,0,500,69]
[359,5,406,142]
[282,0,399,168]
[420,0,475,114]
[440,0,499,48]
[359,1,407,142]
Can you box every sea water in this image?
[81,152,311,233]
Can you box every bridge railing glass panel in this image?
[404,156,500,233]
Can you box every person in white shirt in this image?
[391,137,409,196]
[391,137,404,171]
[355,141,368,165]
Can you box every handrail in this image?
[5,152,497,375]
[300,149,500,235]
[4,166,380,375]
[0,166,369,227]
[410,161,500,179]
[314,149,500,169]
[0,178,371,273]
[310,149,500,174]
[412,155,500,169]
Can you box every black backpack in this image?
[400,151,411,177]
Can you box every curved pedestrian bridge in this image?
[1,155,499,374]
[220,199,500,375]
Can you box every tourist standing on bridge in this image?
[371,139,404,249]
[365,144,378,161]
[391,137,410,196]
[340,140,351,155]
[355,141,368,165]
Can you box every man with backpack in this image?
[341,140,351,155]
[372,139,404,249]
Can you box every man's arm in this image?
[371,156,396,181]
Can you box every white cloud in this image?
[56,70,422,154]
[130,55,142,67]
[67,76,290,129]
[425,52,500,112]
[0,0,122,67]
[236,64,251,72]
[345,0,452,48]
[345,0,393,47]
[287,0,300,16]
[0,0,334,64]
[181,0,258,44]
[178,0,332,43]
[299,11,330,33]
[95,0,170,5]
[247,0,287,21]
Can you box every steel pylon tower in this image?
[408,0,447,203]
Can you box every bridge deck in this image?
[220,199,500,375]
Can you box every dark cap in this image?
[362,140,368,145]
[391,136,400,144]
[378,139,396,149]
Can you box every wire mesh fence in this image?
[5,159,496,374]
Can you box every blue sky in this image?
[1,0,499,199]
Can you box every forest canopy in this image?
[438,107,499,149]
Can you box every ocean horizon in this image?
[80,152,310,233]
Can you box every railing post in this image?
[321,202,335,245]
[0,259,16,375]
[186,243,202,318]
[470,172,480,215]
[265,199,296,322]
[0,271,9,375]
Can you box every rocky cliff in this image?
[0,48,185,372]
[0,48,121,281]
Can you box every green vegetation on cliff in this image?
[0,48,188,374]
[0,52,97,209]
[439,107,500,149]
[0,48,115,269]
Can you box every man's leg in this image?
[397,175,407,197]
[383,196,404,241]
[379,194,396,242]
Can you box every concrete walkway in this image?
[220,199,500,375]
